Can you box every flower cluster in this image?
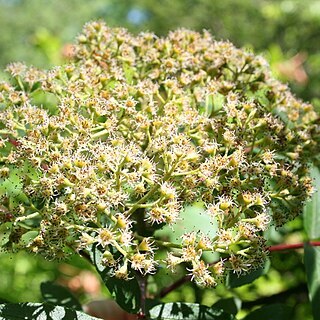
[0,21,319,287]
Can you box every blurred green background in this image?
[1,0,320,103]
[0,0,319,318]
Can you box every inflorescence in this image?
[0,21,319,287]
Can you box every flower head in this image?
[0,21,319,285]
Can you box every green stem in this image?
[156,91,166,105]
[115,156,127,191]
[91,129,109,139]
[90,125,106,132]
[0,129,15,135]
[111,240,128,257]
[65,224,97,232]
[14,212,40,225]
[126,198,162,209]
[16,76,25,91]
[159,241,320,299]
[125,155,183,216]
[154,239,182,249]
[172,168,200,177]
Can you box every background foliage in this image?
[1,0,320,104]
[0,0,319,319]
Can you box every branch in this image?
[137,274,147,319]
[159,241,320,298]
[268,241,320,252]
[159,275,192,298]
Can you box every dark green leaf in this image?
[40,281,82,311]
[90,244,141,313]
[149,302,235,320]
[303,166,320,239]
[243,303,292,320]
[211,298,241,315]
[304,243,320,319]
[146,298,162,312]
[103,275,141,314]
[226,259,270,288]
[0,303,100,320]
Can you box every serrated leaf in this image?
[0,166,30,208]
[226,259,270,288]
[0,303,100,320]
[211,298,241,315]
[304,243,320,319]
[243,303,292,320]
[90,244,141,313]
[303,166,320,239]
[40,281,82,311]
[104,277,141,313]
[22,161,40,180]
[149,302,235,320]
[0,169,23,197]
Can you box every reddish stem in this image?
[159,241,320,298]
[8,137,21,147]
[268,241,320,252]
[160,275,192,298]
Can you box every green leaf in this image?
[200,93,225,117]
[40,281,82,311]
[22,161,40,181]
[155,202,218,261]
[123,63,135,84]
[90,244,141,313]
[30,90,59,115]
[245,89,270,110]
[304,243,320,319]
[0,222,12,247]
[20,231,38,246]
[103,275,141,314]
[204,94,214,117]
[0,169,23,197]
[211,298,241,315]
[303,165,320,239]
[212,93,225,113]
[0,303,100,320]
[0,165,31,209]
[149,302,235,320]
[243,303,292,320]
[226,259,270,288]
